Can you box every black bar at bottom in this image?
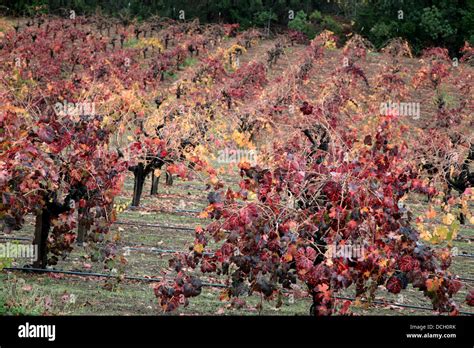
[0,316,472,347]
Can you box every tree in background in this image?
[355,0,474,55]
[1,0,472,55]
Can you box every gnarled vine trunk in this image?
[131,163,146,207]
[33,209,51,269]
[150,171,160,195]
[77,206,91,245]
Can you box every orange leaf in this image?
[425,207,437,219]
[199,211,209,218]
[219,289,230,301]
[426,277,442,292]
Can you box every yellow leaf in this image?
[433,225,449,240]
[442,213,455,225]
[194,244,204,253]
[353,298,367,308]
[447,220,460,241]
[154,169,162,177]
[199,211,209,219]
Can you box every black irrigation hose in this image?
[0,236,32,241]
[174,209,202,214]
[2,267,227,288]
[3,241,474,286]
[334,296,474,316]
[2,267,472,314]
[135,208,204,216]
[126,246,215,257]
[115,221,195,231]
[153,195,208,203]
[455,237,474,242]
[456,253,474,259]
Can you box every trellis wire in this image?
[2,266,227,288]
[126,246,214,257]
[122,245,474,283]
[455,254,474,259]
[0,236,32,241]
[334,296,474,316]
[3,226,474,260]
[115,221,195,231]
[2,266,472,315]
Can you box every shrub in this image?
[288,10,315,39]
[321,15,343,37]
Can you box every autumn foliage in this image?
[0,16,472,316]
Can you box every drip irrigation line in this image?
[152,195,208,203]
[0,235,32,241]
[2,267,227,288]
[2,232,474,282]
[174,181,239,188]
[134,208,205,216]
[115,221,195,231]
[455,237,474,243]
[125,246,215,257]
[2,267,472,313]
[334,296,474,315]
[456,253,474,259]
[174,209,202,214]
